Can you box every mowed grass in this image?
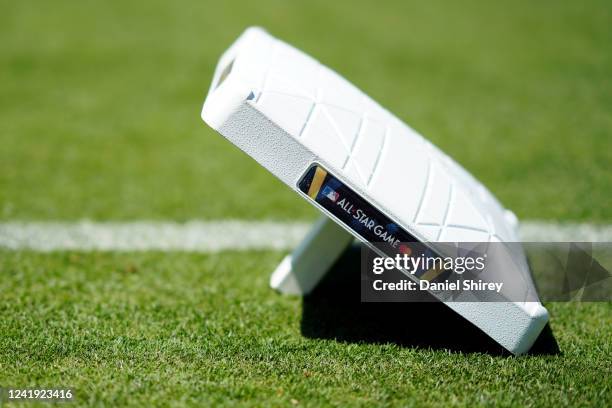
[0,251,610,407]
[0,0,611,221]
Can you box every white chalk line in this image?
[0,220,610,252]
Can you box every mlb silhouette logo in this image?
[322,186,339,202]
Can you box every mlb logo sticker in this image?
[322,186,339,202]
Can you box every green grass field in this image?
[1,0,611,406]
[1,251,610,406]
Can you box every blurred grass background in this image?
[1,0,610,222]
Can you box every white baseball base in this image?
[201,27,549,355]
